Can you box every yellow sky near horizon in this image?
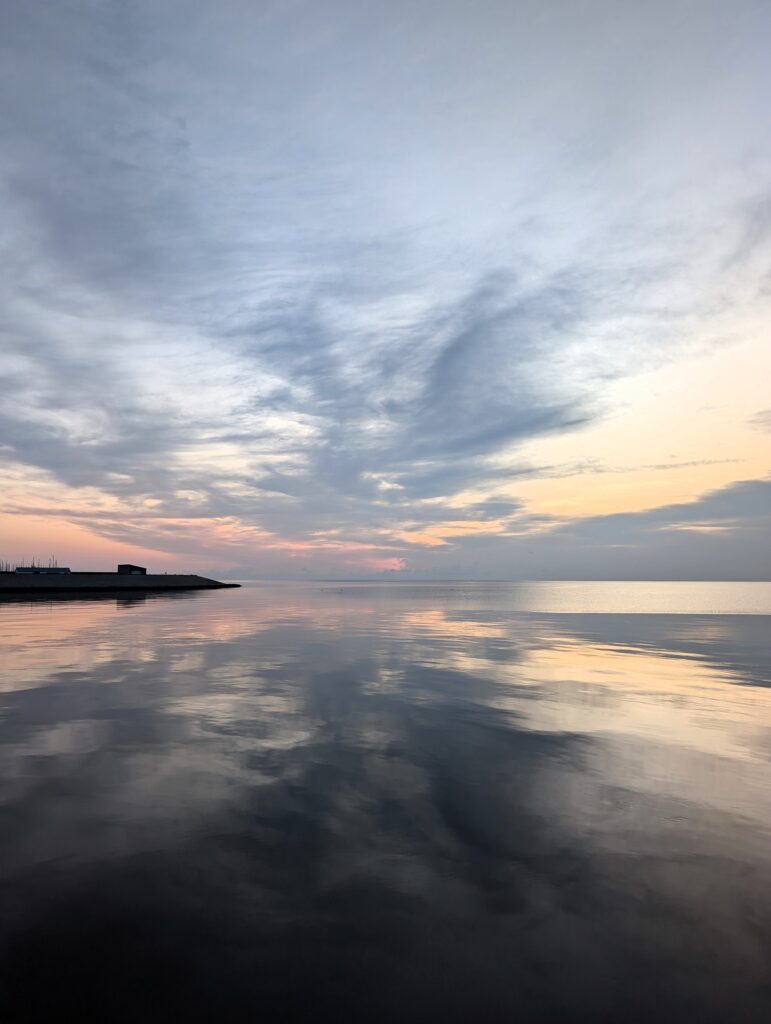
[508,331,771,519]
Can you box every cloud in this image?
[396,478,771,581]
[749,409,771,433]
[566,477,771,541]
[1,1,770,575]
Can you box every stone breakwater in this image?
[0,573,239,593]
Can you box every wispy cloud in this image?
[749,409,771,433]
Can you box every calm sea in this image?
[1,581,770,1021]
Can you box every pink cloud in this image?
[351,556,407,573]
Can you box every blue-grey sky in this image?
[1,0,770,577]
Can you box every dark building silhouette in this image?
[117,564,147,575]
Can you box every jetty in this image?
[0,563,239,594]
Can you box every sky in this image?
[1,0,769,580]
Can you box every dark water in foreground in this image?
[1,581,770,1022]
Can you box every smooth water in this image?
[1,582,770,1021]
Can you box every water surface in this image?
[1,582,770,1021]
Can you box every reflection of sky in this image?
[1,584,770,1018]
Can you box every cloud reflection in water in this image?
[0,583,770,1021]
